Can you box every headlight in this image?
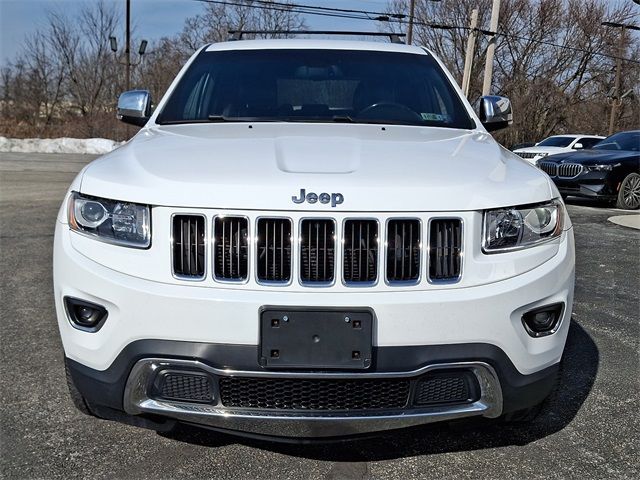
[585,164,617,172]
[483,200,563,253]
[68,192,151,248]
[536,152,549,158]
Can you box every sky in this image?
[0,0,389,66]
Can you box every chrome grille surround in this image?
[427,218,463,283]
[171,214,207,281]
[299,218,336,286]
[342,219,379,286]
[255,217,293,285]
[385,218,422,285]
[213,215,250,283]
[557,163,584,178]
[538,162,584,179]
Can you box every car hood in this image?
[514,146,567,154]
[545,149,638,165]
[80,123,553,212]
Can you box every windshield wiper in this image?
[207,115,247,122]
[331,115,355,123]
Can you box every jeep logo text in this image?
[292,189,344,207]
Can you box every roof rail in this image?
[227,30,406,44]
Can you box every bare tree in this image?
[137,0,306,112]
[47,1,121,136]
[386,0,640,146]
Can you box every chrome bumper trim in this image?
[123,358,503,438]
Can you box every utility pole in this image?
[407,0,416,45]
[461,8,479,98]
[609,29,623,136]
[601,21,639,135]
[481,0,500,96]
[125,0,131,91]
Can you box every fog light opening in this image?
[522,303,564,337]
[64,297,108,332]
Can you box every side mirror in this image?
[573,143,583,150]
[117,90,152,127]
[476,95,513,132]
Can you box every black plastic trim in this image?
[63,296,109,332]
[65,340,560,418]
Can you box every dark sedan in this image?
[537,130,640,210]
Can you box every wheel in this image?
[65,361,94,416]
[616,172,640,210]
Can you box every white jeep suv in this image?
[54,38,575,438]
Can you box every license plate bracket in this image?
[259,309,373,369]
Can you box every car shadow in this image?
[564,196,614,210]
[159,320,598,460]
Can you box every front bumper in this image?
[55,220,574,436]
[66,341,560,437]
[554,172,618,199]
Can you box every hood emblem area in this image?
[292,189,344,208]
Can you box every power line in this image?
[187,0,640,64]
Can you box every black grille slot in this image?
[219,377,410,411]
[214,216,249,281]
[172,215,205,278]
[343,220,378,283]
[158,372,213,403]
[429,219,462,281]
[300,219,335,283]
[386,219,421,283]
[257,218,292,282]
[413,373,477,406]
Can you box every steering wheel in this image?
[358,102,422,122]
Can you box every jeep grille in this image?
[170,214,464,286]
[343,220,378,284]
[172,215,206,279]
[257,218,292,283]
[386,219,421,283]
[300,219,336,284]
[428,219,463,282]
[213,216,249,281]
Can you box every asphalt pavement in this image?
[0,152,638,479]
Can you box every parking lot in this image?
[0,152,638,479]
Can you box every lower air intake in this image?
[413,372,478,406]
[157,372,213,403]
[219,377,410,411]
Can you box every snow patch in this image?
[0,136,123,154]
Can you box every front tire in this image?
[616,173,640,210]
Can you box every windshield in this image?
[593,131,640,152]
[157,49,475,129]
[537,136,575,147]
